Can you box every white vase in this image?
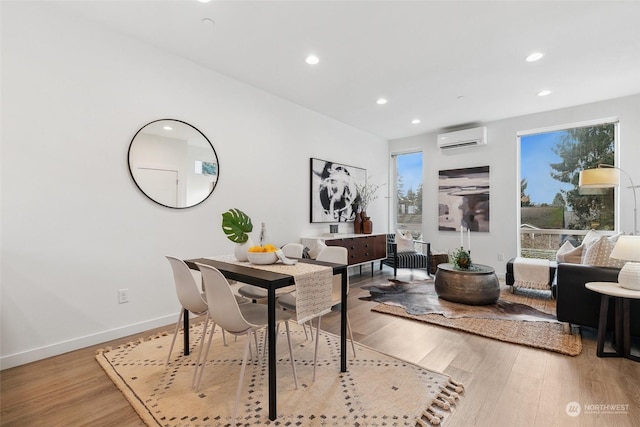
[234,237,253,262]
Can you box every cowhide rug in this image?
[361,279,557,322]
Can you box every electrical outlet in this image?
[497,253,504,261]
[118,289,129,304]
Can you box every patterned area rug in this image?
[96,323,464,426]
[364,279,582,356]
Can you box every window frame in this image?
[516,117,620,258]
[390,150,424,239]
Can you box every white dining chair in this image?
[194,262,298,424]
[164,256,211,366]
[237,242,304,302]
[165,257,249,371]
[277,246,356,380]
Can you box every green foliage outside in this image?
[549,124,615,230]
[397,174,423,237]
[521,206,565,229]
[520,178,531,207]
[397,176,422,215]
[522,123,615,231]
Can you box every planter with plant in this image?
[221,208,254,261]
[450,247,472,270]
[353,178,383,234]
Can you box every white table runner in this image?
[206,255,334,324]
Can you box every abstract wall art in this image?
[438,166,490,232]
[310,158,366,223]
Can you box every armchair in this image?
[380,233,431,277]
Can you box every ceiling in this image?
[53,0,640,140]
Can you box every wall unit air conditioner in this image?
[437,126,487,151]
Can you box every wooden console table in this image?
[301,233,386,276]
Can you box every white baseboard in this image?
[0,314,176,370]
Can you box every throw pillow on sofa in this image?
[582,229,603,247]
[396,230,416,253]
[582,234,626,268]
[558,243,584,264]
[579,229,603,264]
[555,240,575,263]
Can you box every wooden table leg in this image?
[340,268,347,372]
[614,298,623,355]
[267,287,277,420]
[183,308,189,356]
[596,295,610,357]
[595,295,638,360]
[621,298,640,362]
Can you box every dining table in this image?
[184,255,348,421]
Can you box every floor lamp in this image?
[578,164,638,236]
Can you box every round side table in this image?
[435,263,500,305]
[585,281,640,362]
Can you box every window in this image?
[392,152,423,239]
[519,121,617,259]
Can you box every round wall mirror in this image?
[128,119,219,208]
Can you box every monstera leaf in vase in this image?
[222,208,254,261]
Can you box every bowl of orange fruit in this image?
[247,244,278,265]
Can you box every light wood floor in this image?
[2,268,639,426]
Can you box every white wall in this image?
[0,2,388,368]
[390,94,640,274]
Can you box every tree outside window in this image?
[520,122,616,258]
[394,152,423,238]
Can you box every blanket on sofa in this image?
[513,257,554,290]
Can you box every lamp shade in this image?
[578,168,620,188]
[578,187,608,196]
[611,235,640,290]
[610,235,640,262]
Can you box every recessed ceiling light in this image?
[163,126,173,131]
[526,52,544,62]
[411,119,421,124]
[305,55,319,65]
[537,89,552,96]
[376,98,388,105]
[198,0,211,3]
